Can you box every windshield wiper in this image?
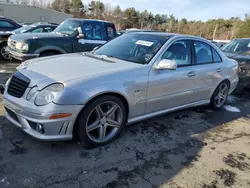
[83,52,116,63]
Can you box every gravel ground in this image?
[1,61,250,188]
[0,93,250,188]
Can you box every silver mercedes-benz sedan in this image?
[2,32,239,148]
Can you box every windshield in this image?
[95,33,169,64]
[12,25,34,34]
[221,39,250,54]
[53,19,81,35]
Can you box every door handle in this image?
[217,68,222,72]
[187,71,196,77]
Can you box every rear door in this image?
[73,21,107,52]
[191,40,224,101]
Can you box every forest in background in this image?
[10,0,250,39]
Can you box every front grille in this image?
[7,71,30,98]
[5,107,19,123]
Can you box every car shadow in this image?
[0,93,249,187]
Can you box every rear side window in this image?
[106,26,115,40]
[194,41,213,64]
[32,28,43,33]
[43,27,53,33]
[0,21,14,27]
[212,48,222,62]
[83,23,103,40]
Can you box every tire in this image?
[39,51,58,57]
[0,43,11,61]
[75,95,127,148]
[209,81,229,110]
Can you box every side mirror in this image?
[154,59,177,70]
[93,46,99,51]
[76,27,84,39]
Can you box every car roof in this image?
[67,18,113,24]
[234,38,250,41]
[30,23,57,27]
[0,17,14,21]
[125,32,213,42]
[126,31,175,36]
[0,17,21,26]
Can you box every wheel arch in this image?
[220,79,231,90]
[84,91,129,111]
[39,49,62,56]
[72,91,129,138]
[211,79,231,99]
[34,46,67,55]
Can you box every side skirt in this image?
[127,99,210,125]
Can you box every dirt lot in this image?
[1,62,250,188]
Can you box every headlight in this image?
[7,37,11,45]
[15,42,29,51]
[35,84,64,106]
[26,86,38,101]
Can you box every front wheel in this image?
[75,95,127,148]
[209,81,229,110]
[0,43,11,61]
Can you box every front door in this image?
[73,22,106,52]
[146,40,198,113]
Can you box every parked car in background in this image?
[221,38,250,93]
[2,33,238,148]
[19,22,32,26]
[117,29,158,36]
[216,42,227,48]
[6,18,117,61]
[0,17,21,32]
[0,23,57,60]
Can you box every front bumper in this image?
[6,46,39,61]
[3,95,84,141]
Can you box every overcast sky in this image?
[84,0,250,21]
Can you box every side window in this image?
[162,40,192,66]
[0,21,14,27]
[212,48,222,62]
[43,27,53,33]
[31,28,43,33]
[106,26,115,40]
[82,23,103,40]
[194,41,213,64]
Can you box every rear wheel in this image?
[209,81,229,110]
[0,43,11,61]
[75,95,127,148]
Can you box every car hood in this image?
[224,52,250,62]
[0,32,12,36]
[10,32,65,41]
[17,53,142,89]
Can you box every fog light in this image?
[36,124,44,134]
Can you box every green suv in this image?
[6,18,117,61]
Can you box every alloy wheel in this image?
[215,83,228,107]
[86,101,123,143]
[1,46,11,60]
